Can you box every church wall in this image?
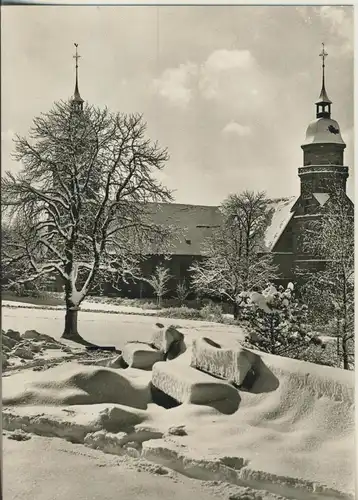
[105,254,203,299]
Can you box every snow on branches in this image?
[2,101,174,335]
[190,191,278,317]
[299,189,354,369]
[240,283,324,358]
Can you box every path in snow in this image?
[3,434,227,500]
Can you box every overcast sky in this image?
[1,5,354,204]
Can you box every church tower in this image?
[298,43,348,214]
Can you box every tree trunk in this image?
[233,302,239,320]
[342,336,350,370]
[270,316,275,354]
[62,305,79,338]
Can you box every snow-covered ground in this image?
[3,434,231,500]
[2,299,164,315]
[2,308,355,500]
[2,307,245,350]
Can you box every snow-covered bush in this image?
[241,283,324,358]
[159,306,202,320]
[145,264,172,308]
[200,302,224,323]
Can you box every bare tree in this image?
[300,190,354,369]
[145,264,171,307]
[190,191,277,318]
[2,101,173,342]
[176,279,190,306]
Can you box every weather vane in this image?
[73,42,81,69]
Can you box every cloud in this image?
[319,7,353,54]
[152,62,198,108]
[154,49,270,111]
[204,49,254,72]
[222,121,252,137]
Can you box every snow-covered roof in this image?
[302,118,345,146]
[263,196,297,251]
[143,197,297,256]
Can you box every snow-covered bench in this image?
[122,342,164,370]
[151,359,240,406]
[190,337,256,386]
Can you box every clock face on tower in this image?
[328,124,340,135]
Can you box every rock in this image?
[7,430,32,441]
[151,360,240,411]
[125,446,141,458]
[151,325,185,358]
[2,352,8,369]
[5,329,21,342]
[61,346,73,353]
[27,344,42,353]
[167,425,187,436]
[2,345,11,353]
[123,440,141,450]
[2,334,17,349]
[43,342,61,350]
[22,330,54,342]
[107,355,128,369]
[190,337,256,386]
[12,346,34,360]
[122,342,164,370]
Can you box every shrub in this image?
[200,302,224,322]
[159,306,202,320]
[241,283,325,359]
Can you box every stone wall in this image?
[303,144,344,166]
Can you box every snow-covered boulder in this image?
[2,334,17,349]
[191,337,255,386]
[12,346,34,360]
[27,343,42,353]
[151,360,240,407]
[151,325,185,359]
[43,342,62,350]
[122,342,164,370]
[22,330,55,342]
[5,329,21,342]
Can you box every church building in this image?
[67,44,352,298]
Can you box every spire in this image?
[71,43,84,112]
[315,43,332,119]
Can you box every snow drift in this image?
[2,326,355,499]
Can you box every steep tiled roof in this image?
[145,197,297,256]
[145,202,222,255]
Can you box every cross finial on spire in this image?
[316,42,332,118]
[72,42,84,110]
[319,42,328,69]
